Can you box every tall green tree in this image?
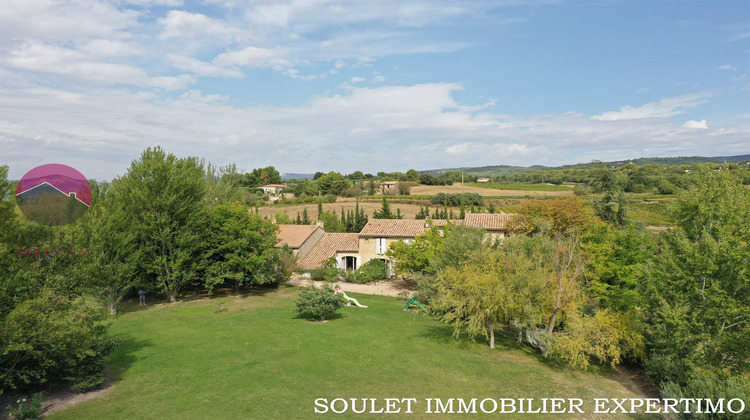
[204,203,282,293]
[316,171,349,196]
[643,168,750,381]
[373,197,396,219]
[83,184,136,315]
[110,147,207,301]
[433,249,510,348]
[205,163,245,207]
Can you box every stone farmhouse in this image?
[276,213,516,272]
[379,181,400,195]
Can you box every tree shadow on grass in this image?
[292,312,345,322]
[0,335,152,420]
[117,285,283,315]
[106,334,153,384]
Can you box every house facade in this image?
[283,213,517,272]
[261,184,287,196]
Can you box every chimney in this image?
[317,220,325,230]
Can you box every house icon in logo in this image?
[15,164,92,226]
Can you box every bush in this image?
[0,293,118,392]
[342,186,363,197]
[293,285,345,321]
[660,371,750,420]
[414,273,439,306]
[356,259,388,283]
[342,259,389,284]
[6,392,43,420]
[308,266,342,282]
[656,179,678,195]
[573,185,592,196]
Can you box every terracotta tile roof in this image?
[359,219,429,237]
[299,233,359,270]
[276,224,321,248]
[462,213,516,230]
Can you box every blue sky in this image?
[1,0,748,180]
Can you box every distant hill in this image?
[281,173,315,180]
[425,154,750,176]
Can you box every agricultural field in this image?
[410,184,574,197]
[257,198,428,220]
[464,183,577,192]
[49,288,651,420]
[627,201,676,226]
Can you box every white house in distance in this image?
[261,184,287,196]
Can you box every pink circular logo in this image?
[15,164,91,226]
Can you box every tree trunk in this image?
[518,329,523,344]
[109,302,117,316]
[488,322,495,349]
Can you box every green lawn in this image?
[51,288,649,419]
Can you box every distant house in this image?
[261,184,287,196]
[476,177,490,183]
[379,181,400,195]
[275,224,325,261]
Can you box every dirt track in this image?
[287,275,417,297]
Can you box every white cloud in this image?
[592,92,713,121]
[683,119,708,129]
[213,47,291,69]
[446,143,469,154]
[718,64,737,71]
[78,39,144,59]
[349,77,366,83]
[158,10,250,42]
[3,41,192,90]
[166,54,243,78]
[2,84,747,180]
[0,0,139,42]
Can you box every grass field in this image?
[464,183,576,192]
[628,201,676,226]
[50,288,650,419]
[410,184,574,197]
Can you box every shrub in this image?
[660,371,750,420]
[0,293,118,392]
[308,266,342,282]
[342,186,363,197]
[397,291,412,302]
[356,259,388,283]
[656,179,678,195]
[342,259,389,284]
[293,285,345,321]
[573,185,592,196]
[6,392,43,420]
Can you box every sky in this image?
[1,0,748,181]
